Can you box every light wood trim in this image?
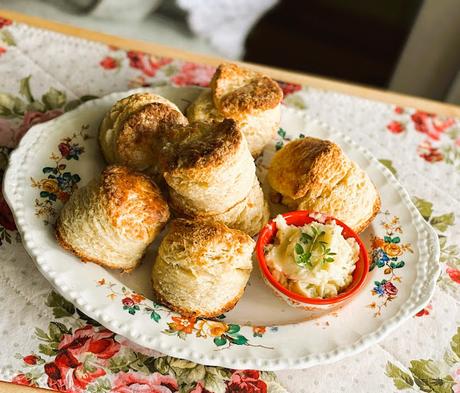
[0,381,49,392]
[0,8,459,117]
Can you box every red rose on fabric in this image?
[0,47,6,56]
[23,354,39,365]
[226,370,267,393]
[382,281,398,296]
[417,140,444,163]
[170,62,216,87]
[394,106,404,114]
[0,191,16,231]
[447,267,460,284]
[0,17,12,29]
[386,121,405,134]
[59,325,121,359]
[12,373,36,387]
[100,56,118,70]
[411,110,454,140]
[44,361,68,391]
[278,81,302,97]
[73,364,106,389]
[127,51,172,77]
[55,349,80,368]
[111,371,178,393]
[17,109,63,145]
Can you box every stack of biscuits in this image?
[158,119,269,236]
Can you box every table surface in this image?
[0,8,459,393]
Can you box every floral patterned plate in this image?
[3,86,440,371]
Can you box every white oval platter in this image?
[3,86,440,371]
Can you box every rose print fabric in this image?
[0,15,459,393]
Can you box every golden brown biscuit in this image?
[99,92,187,176]
[160,119,255,215]
[151,218,254,317]
[268,137,380,232]
[56,165,169,271]
[210,63,283,118]
[187,63,283,157]
[187,89,280,158]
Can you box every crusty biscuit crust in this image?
[102,166,170,240]
[268,137,347,200]
[115,102,187,169]
[160,119,242,172]
[210,63,283,118]
[162,218,253,261]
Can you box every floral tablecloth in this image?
[0,15,459,393]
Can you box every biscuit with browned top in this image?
[160,120,255,215]
[187,64,283,157]
[151,218,254,317]
[268,137,380,232]
[56,165,169,271]
[99,92,187,177]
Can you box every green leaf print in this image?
[213,336,227,346]
[451,327,460,358]
[413,197,433,221]
[430,213,455,232]
[42,88,66,110]
[0,30,15,46]
[19,76,34,103]
[150,310,161,322]
[177,364,206,384]
[386,362,414,390]
[38,343,57,356]
[227,324,240,334]
[379,159,398,177]
[228,334,248,345]
[409,359,455,393]
[203,371,227,393]
[0,93,25,117]
[46,291,75,318]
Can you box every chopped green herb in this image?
[294,226,336,269]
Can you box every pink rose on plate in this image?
[170,62,216,87]
[111,371,178,393]
[382,281,398,296]
[16,109,63,146]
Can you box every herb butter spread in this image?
[265,215,359,299]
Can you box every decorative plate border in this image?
[3,87,441,370]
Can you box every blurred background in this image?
[0,0,459,104]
